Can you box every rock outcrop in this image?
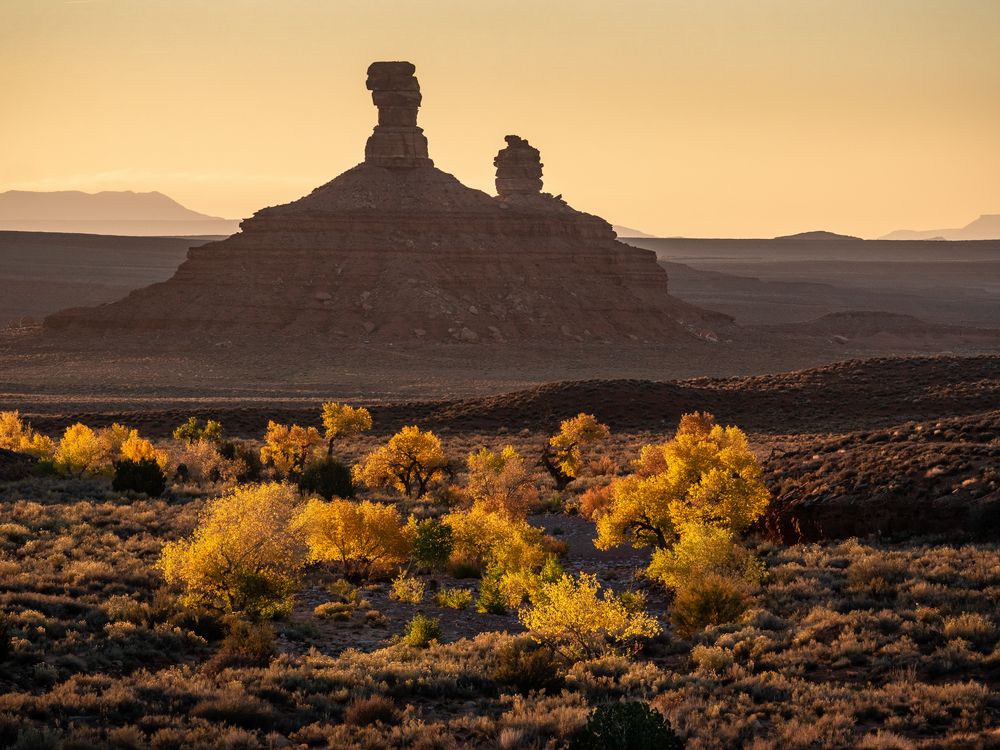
[494,135,544,198]
[46,61,730,344]
[363,61,432,169]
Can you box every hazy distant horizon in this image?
[3,0,999,238]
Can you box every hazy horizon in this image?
[3,0,999,238]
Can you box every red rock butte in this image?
[46,61,730,344]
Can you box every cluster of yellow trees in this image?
[0,411,163,477]
[4,404,770,655]
[158,408,770,657]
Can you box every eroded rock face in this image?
[364,61,432,169]
[46,62,731,344]
[495,135,544,198]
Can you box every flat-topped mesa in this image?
[364,61,433,169]
[494,135,544,198]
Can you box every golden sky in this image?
[3,0,998,238]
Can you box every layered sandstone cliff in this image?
[47,62,730,344]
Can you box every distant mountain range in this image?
[774,230,862,241]
[881,214,1000,241]
[0,190,240,236]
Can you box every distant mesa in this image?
[0,190,240,237]
[612,225,655,238]
[881,213,1000,241]
[45,61,730,345]
[774,230,862,241]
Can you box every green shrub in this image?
[402,615,441,647]
[298,457,354,500]
[434,587,474,610]
[570,702,685,750]
[328,578,360,603]
[112,458,166,497]
[390,573,426,603]
[411,518,453,570]
[670,574,749,638]
[314,601,353,621]
[173,417,223,444]
[476,573,507,614]
[491,638,563,695]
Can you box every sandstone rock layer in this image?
[46,62,730,344]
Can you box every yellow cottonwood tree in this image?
[158,482,306,618]
[542,413,610,490]
[352,425,447,498]
[0,411,55,460]
[646,521,764,590]
[444,500,547,575]
[520,572,660,661]
[119,431,166,467]
[96,423,132,466]
[260,421,324,478]
[320,402,372,456]
[293,498,410,579]
[465,445,537,518]
[595,412,769,552]
[54,423,104,477]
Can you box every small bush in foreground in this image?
[492,638,564,695]
[314,601,353,621]
[520,573,660,661]
[402,615,441,647]
[344,695,400,727]
[112,458,167,497]
[943,613,996,648]
[206,620,275,672]
[569,702,685,750]
[391,573,426,603]
[670,574,749,638]
[435,587,473,610]
[690,644,734,674]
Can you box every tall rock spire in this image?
[364,61,433,169]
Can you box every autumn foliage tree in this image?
[542,413,610,490]
[293,498,410,580]
[54,423,104,477]
[260,421,324,479]
[320,402,372,457]
[520,572,661,661]
[158,483,307,618]
[595,413,769,618]
[465,445,537,517]
[172,417,223,445]
[0,411,55,460]
[595,412,769,553]
[352,426,447,498]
